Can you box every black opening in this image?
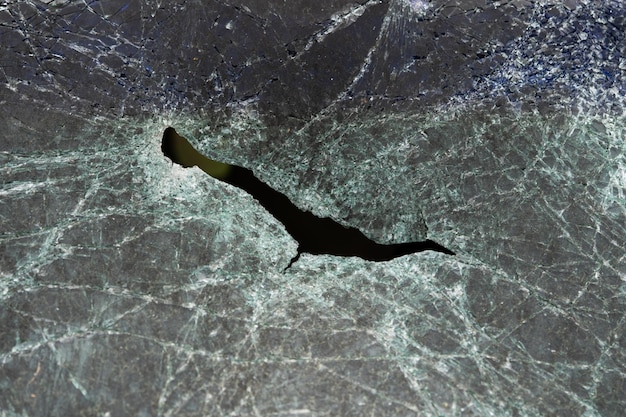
[162,127,455,268]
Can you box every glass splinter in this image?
[162,127,455,268]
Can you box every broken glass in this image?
[1,1,625,416]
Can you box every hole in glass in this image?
[162,127,455,269]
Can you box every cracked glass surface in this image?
[1,1,625,416]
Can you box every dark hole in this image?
[162,127,455,269]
